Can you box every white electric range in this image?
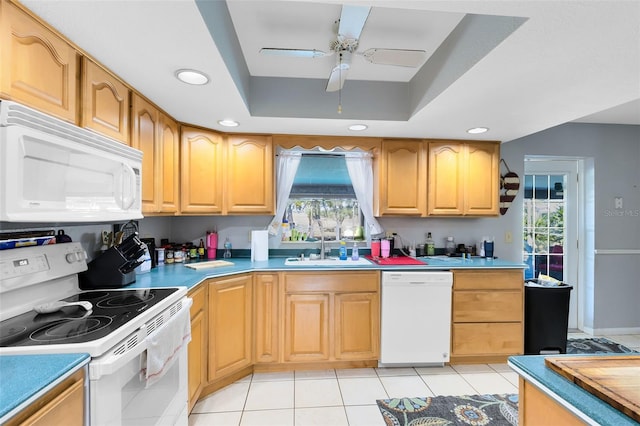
[0,242,190,425]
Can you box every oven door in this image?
[89,343,188,426]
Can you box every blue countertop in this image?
[0,353,90,422]
[508,354,639,426]
[129,255,526,290]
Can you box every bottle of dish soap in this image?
[223,237,232,258]
[351,243,359,261]
[339,241,347,260]
[425,232,435,256]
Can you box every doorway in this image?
[523,158,580,329]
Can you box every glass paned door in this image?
[523,159,579,330]
[523,174,566,280]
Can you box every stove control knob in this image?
[66,253,77,263]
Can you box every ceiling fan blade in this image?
[337,5,371,40]
[259,48,328,58]
[325,63,350,92]
[361,48,427,67]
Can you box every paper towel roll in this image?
[251,230,269,261]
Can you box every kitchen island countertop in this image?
[508,354,639,426]
[128,255,526,290]
[0,353,90,423]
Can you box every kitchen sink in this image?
[284,257,372,266]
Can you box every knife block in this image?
[79,246,136,289]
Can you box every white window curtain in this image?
[344,152,384,237]
[268,151,302,235]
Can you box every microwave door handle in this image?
[116,164,136,210]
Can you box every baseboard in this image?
[581,326,640,336]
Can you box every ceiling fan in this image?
[260,5,427,93]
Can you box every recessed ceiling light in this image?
[175,69,209,85]
[218,119,239,127]
[348,124,368,131]
[467,127,489,134]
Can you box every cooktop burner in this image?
[0,288,178,347]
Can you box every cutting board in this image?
[364,255,426,265]
[184,260,234,270]
[545,355,640,422]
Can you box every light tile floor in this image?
[189,334,640,426]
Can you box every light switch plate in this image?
[505,231,513,243]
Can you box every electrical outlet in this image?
[505,231,513,243]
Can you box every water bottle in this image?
[223,237,232,258]
[445,236,456,255]
[351,243,359,261]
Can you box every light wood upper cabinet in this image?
[428,140,500,216]
[427,141,465,215]
[131,94,159,213]
[208,274,253,381]
[81,57,129,143]
[465,142,500,215]
[376,139,426,216]
[254,273,279,364]
[0,0,79,122]
[158,113,179,213]
[181,126,224,214]
[187,285,207,413]
[226,135,274,215]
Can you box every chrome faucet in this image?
[317,220,326,259]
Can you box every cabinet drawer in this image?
[284,272,379,293]
[453,291,522,322]
[188,285,206,316]
[453,269,523,290]
[452,323,523,355]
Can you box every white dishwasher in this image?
[380,271,453,366]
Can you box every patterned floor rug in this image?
[377,393,518,426]
[566,337,638,354]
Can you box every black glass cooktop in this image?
[0,288,178,347]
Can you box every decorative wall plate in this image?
[499,159,520,215]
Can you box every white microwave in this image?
[0,101,143,222]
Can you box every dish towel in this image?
[141,297,192,388]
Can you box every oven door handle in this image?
[89,327,149,381]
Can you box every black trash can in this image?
[524,280,573,355]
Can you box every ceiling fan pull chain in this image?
[338,52,343,114]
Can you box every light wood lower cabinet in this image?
[254,273,279,364]
[208,274,253,381]
[518,377,584,426]
[282,271,380,363]
[451,269,524,363]
[5,368,85,426]
[187,285,207,413]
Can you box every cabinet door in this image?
[181,126,224,214]
[427,142,465,215]
[465,142,499,215]
[131,94,159,213]
[208,275,252,381]
[226,135,274,214]
[0,1,78,122]
[158,113,180,213]
[187,285,207,412]
[376,139,426,216]
[284,293,330,362]
[334,292,379,360]
[254,273,279,363]
[5,369,85,426]
[81,57,129,143]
